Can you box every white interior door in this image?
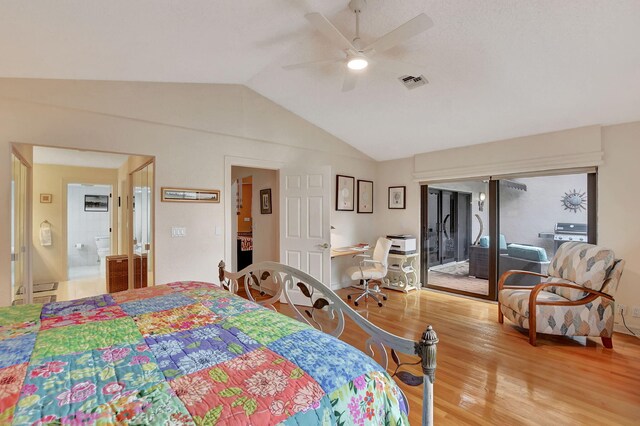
[279,166,331,306]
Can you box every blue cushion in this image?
[478,235,508,250]
[507,243,549,262]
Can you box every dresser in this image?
[106,254,148,293]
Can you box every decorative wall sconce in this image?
[478,192,486,212]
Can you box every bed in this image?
[0,262,438,425]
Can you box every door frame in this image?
[224,156,283,269]
[62,178,118,282]
[422,181,497,301]
[10,146,33,304]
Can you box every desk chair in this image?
[346,237,392,307]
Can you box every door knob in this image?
[319,243,330,249]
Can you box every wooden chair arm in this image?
[498,270,548,291]
[530,282,613,307]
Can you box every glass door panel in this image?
[427,189,440,266]
[498,173,589,287]
[11,153,29,304]
[424,180,490,298]
[130,162,153,289]
[441,191,456,264]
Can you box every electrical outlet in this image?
[618,304,626,314]
[633,307,640,318]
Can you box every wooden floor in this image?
[272,288,640,425]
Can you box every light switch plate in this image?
[171,227,186,237]
[215,226,222,236]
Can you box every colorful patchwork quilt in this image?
[0,282,409,425]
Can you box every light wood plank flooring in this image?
[273,288,640,425]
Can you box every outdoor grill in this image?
[553,222,588,250]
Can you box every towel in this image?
[40,225,52,246]
[239,236,253,251]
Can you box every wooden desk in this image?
[331,247,368,258]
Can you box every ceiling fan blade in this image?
[342,71,358,92]
[283,58,343,70]
[364,13,433,55]
[305,12,356,52]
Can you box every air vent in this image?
[399,74,428,90]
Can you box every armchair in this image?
[346,237,392,307]
[498,242,625,348]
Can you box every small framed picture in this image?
[40,193,52,204]
[260,188,272,214]
[388,186,406,209]
[357,180,374,214]
[336,175,355,211]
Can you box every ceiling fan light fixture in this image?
[347,56,368,70]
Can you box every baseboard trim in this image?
[614,323,639,336]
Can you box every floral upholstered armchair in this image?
[498,242,625,347]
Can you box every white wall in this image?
[0,79,377,305]
[67,184,111,268]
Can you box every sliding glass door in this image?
[11,152,30,305]
[497,172,593,287]
[130,161,154,289]
[422,180,490,298]
[421,170,596,300]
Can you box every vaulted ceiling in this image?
[2,1,639,160]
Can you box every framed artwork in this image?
[40,193,52,204]
[357,180,374,214]
[84,195,109,212]
[260,188,272,214]
[161,187,220,203]
[336,175,355,211]
[388,186,406,209]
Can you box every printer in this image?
[386,234,417,255]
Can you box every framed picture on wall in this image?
[161,187,220,203]
[40,193,52,204]
[260,188,272,214]
[388,186,406,209]
[84,195,109,212]
[357,180,374,214]
[336,175,355,211]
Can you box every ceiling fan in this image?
[283,0,433,92]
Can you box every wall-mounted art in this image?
[161,187,220,203]
[84,194,109,212]
[388,186,406,209]
[357,179,374,214]
[260,188,272,214]
[336,175,355,211]
[40,193,52,204]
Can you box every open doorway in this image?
[231,167,278,272]
[13,145,154,303]
[65,183,112,297]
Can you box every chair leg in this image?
[529,327,537,346]
[601,337,613,349]
[354,292,368,304]
[498,303,504,324]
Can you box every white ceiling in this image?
[33,146,129,169]
[2,1,640,160]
